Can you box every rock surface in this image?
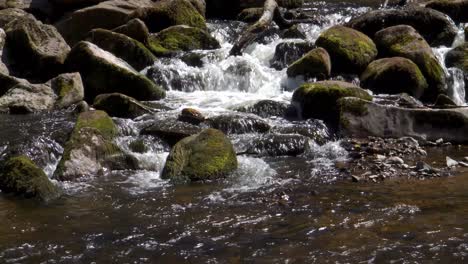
[287,47,331,79]
[425,0,468,23]
[93,93,152,118]
[270,41,315,70]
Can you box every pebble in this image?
[386,156,405,165]
[446,156,458,167]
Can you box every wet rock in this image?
[178,108,205,125]
[0,8,34,28]
[207,113,271,134]
[50,72,85,109]
[237,7,263,23]
[292,81,372,125]
[273,119,330,143]
[433,94,457,108]
[445,43,468,72]
[315,25,377,75]
[4,16,70,82]
[415,161,437,173]
[346,7,458,46]
[270,41,315,70]
[55,0,154,45]
[162,128,237,183]
[360,57,428,99]
[86,28,156,71]
[242,133,310,156]
[65,41,165,102]
[53,110,130,181]
[375,25,446,101]
[0,155,60,201]
[339,97,468,143]
[446,156,459,167]
[281,24,306,39]
[132,0,206,33]
[287,47,331,80]
[147,25,220,57]
[74,100,89,113]
[425,0,468,23]
[128,139,148,153]
[93,93,152,118]
[0,82,55,113]
[141,118,202,146]
[112,18,149,45]
[373,93,426,109]
[236,100,288,118]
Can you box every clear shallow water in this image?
[1,1,468,263]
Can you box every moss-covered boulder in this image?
[425,0,468,23]
[132,0,206,33]
[292,80,372,125]
[147,25,220,56]
[86,28,156,71]
[360,57,428,99]
[270,41,315,70]
[65,41,165,102]
[339,97,468,143]
[50,72,85,109]
[112,18,149,44]
[4,16,70,81]
[93,93,152,118]
[287,47,331,79]
[0,8,34,28]
[55,0,154,45]
[375,25,446,101]
[162,128,238,183]
[346,7,458,46]
[315,25,377,75]
[53,110,132,181]
[0,155,60,201]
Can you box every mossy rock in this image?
[112,18,150,44]
[425,0,468,23]
[53,110,126,181]
[86,28,156,71]
[50,72,85,109]
[375,25,446,101]
[65,41,165,102]
[129,139,148,153]
[270,41,315,70]
[445,42,468,72]
[315,25,377,75]
[0,155,60,201]
[4,16,71,82]
[287,47,331,79]
[0,8,34,28]
[162,128,238,183]
[360,57,428,99]
[147,25,220,56]
[133,0,206,33]
[292,80,372,125]
[93,93,152,118]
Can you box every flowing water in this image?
[1,1,468,263]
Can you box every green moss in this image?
[129,139,148,153]
[75,110,117,140]
[287,48,331,79]
[0,155,59,200]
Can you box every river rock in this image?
[112,18,149,44]
[147,25,220,56]
[86,28,156,71]
[281,24,307,40]
[205,0,302,19]
[270,41,315,70]
[237,7,263,23]
[339,97,468,143]
[346,7,458,46]
[292,81,372,125]
[375,25,446,101]
[161,128,238,183]
[0,8,34,28]
[360,57,428,99]
[273,119,330,143]
[0,0,51,18]
[243,133,310,156]
[50,72,84,109]
[315,25,377,75]
[65,41,165,102]
[178,108,205,125]
[425,0,468,23]
[445,43,467,72]
[132,0,206,33]
[93,93,152,118]
[0,155,60,201]
[3,16,70,82]
[0,29,7,75]
[207,113,271,134]
[0,82,55,113]
[55,0,154,45]
[141,117,203,146]
[434,94,457,108]
[53,110,132,181]
[236,100,288,118]
[287,47,331,79]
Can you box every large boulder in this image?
[270,41,315,70]
[287,47,331,79]
[0,155,60,201]
[346,7,457,47]
[50,72,85,109]
[86,28,156,71]
[53,110,133,181]
[425,0,468,23]
[0,8,34,28]
[445,42,468,72]
[55,0,154,45]
[161,128,238,183]
[112,18,150,44]
[147,25,220,56]
[375,25,446,101]
[360,57,428,99]
[93,93,152,118]
[4,16,70,81]
[315,25,377,75]
[339,97,468,143]
[0,0,51,18]
[132,0,206,33]
[292,80,373,125]
[65,41,165,102]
